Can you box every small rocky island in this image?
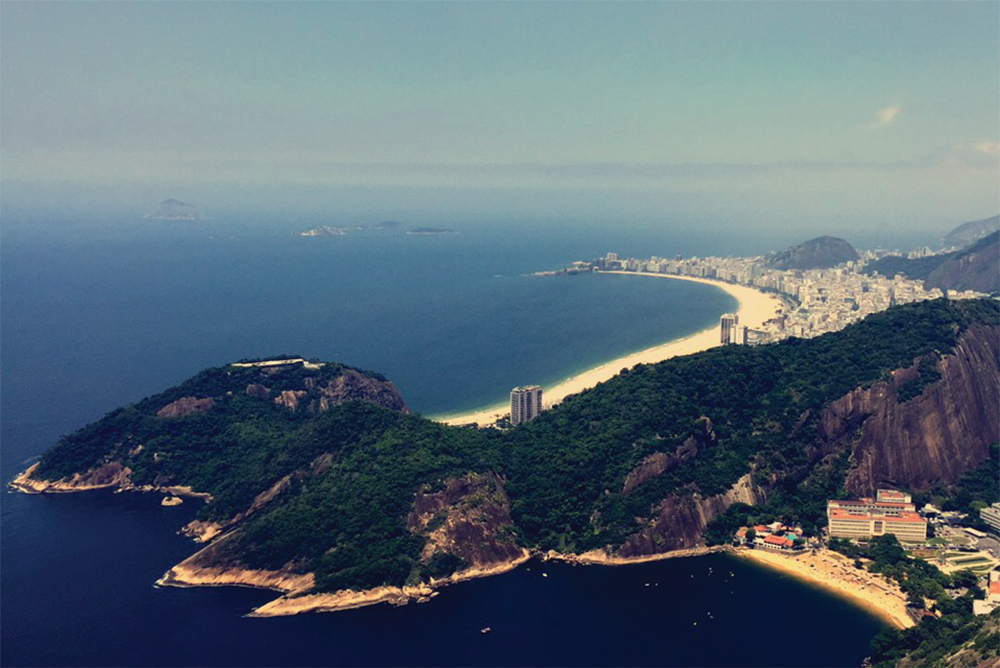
[300,225,347,237]
[144,199,202,221]
[407,227,454,235]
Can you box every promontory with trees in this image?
[11,298,1000,665]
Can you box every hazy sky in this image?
[2,2,997,232]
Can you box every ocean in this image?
[1,214,889,666]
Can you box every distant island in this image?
[407,227,454,235]
[300,225,347,237]
[298,222,454,237]
[144,199,202,221]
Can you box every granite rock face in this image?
[844,323,1000,495]
[311,369,409,414]
[618,473,766,556]
[157,396,215,418]
[407,473,523,569]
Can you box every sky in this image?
[2,2,998,236]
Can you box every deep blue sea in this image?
[1,215,890,666]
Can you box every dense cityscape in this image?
[580,250,988,344]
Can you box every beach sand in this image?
[436,273,784,426]
[736,548,914,630]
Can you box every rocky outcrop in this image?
[618,472,766,557]
[10,462,132,494]
[274,390,307,411]
[156,396,214,418]
[180,520,224,543]
[621,418,716,495]
[245,383,270,398]
[268,369,408,414]
[311,369,409,414]
[407,473,523,568]
[842,323,1000,496]
[157,533,314,595]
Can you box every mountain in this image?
[765,235,859,270]
[925,231,999,294]
[863,253,950,283]
[145,199,202,221]
[863,232,999,294]
[11,300,999,615]
[942,214,999,250]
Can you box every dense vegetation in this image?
[30,299,1000,594]
[508,298,997,551]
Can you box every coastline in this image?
[436,273,783,426]
[246,550,533,617]
[544,545,728,566]
[734,548,914,630]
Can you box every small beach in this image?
[736,548,914,630]
[436,273,784,426]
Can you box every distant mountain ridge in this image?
[925,231,999,294]
[864,231,999,294]
[765,236,859,270]
[942,214,999,249]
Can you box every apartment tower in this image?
[510,385,543,425]
[720,313,739,344]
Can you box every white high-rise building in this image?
[510,385,543,425]
[720,313,739,344]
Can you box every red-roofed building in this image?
[755,534,796,551]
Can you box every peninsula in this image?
[11,299,998,627]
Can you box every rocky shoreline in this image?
[5,463,913,625]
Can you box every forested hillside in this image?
[21,299,1000,595]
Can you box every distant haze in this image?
[2,2,997,237]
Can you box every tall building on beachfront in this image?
[510,385,543,425]
[720,313,739,344]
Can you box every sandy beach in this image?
[436,273,784,426]
[735,548,914,630]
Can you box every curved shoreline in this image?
[734,548,914,630]
[435,273,783,426]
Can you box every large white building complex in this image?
[827,489,928,542]
[981,502,1000,535]
[510,385,543,425]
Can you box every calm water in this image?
[1,216,888,666]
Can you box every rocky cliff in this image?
[844,323,1000,495]
[619,473,766,556]
[407,473,524,571]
